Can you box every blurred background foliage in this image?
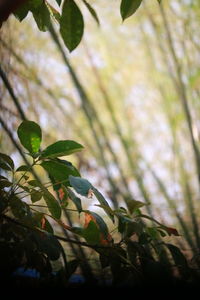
[1,0,200,262]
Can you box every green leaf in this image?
[28,180,41,187]
[0,153,14,170]
[41,140,84,158]
[69,176,92,196]
[31,1,50,32]
[43,189,61,219]
[17,121,42,154]
[166,244,189,272]
[68,188,82,213]
[83,0,100,25]
[28,0,43,9]
[126,199,146,214]
[41,160,80,186]
[125,221,144,237]
[93,188,115,223]
[0,179,12,189]
[120,0,143,21]
[83,220,100,245]
[16,165,31,172]
[60,0,84,52]
[33,232,62,260]
[13,3,29,21]
[10,196,31,219]
[66,259,79,278]
[31,189,43,203]
[87,211,109,239]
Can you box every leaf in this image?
[58,186,69,207]
[69,176,92,196]
[43,189,61,219]
[125,221,144,237]
[10,196,31,219]
[68,188,82,213]
[16,165,31,172]
[33,232,62,260]
[29,0,43,9]
[163,226,179,236]
[0,179,13,189]
[93,187,115,223]
[83,220,101,245]
[126,199,146,214]
[17,121,42,154]
[31,1,50,32]
[31,189,43,203]
[13,3,29,21]
[120,0,143,21]
[41,140,84,159]
[66,259,79,279]
[28,180,41,187]
[60,0,84,52]
[0,153,14,170]
[41,160,80,186]
[85,211,109,239]
[83,0,100,25]
[166,244,189,271]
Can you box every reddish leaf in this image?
[165,227,179,236]
[84,213,96,228]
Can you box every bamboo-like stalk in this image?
[83,42,154,217]
[140,8,200,250]
[158,3,200,190]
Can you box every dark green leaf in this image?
[69,175,92,196]
[83,220,100,245]
[120,0,143,21]
[68,188,82,213]
[0,153,14,170]
[33,232,62,260]
[41,160,80,186]
[125,221,144,237]
[31,189,43,203]
[66,259,79,279]
[28,180,41,187]
[166,244,188,270]
[28,0,43,9]
[60,0,84,52]
[14,3,29,21]
[16,165,31,172]
[87,211,109,239]
[17,120,42,154]
[43,189,61,219]
[83,0,100,25]
[43,217,54,234]
[10,196,31,219]
[31,1,50,32]
[93,187,114,223]
[146,227,160,240]
[41,140,84,159]
[0,179,12,189]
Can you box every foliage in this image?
[12,0,149,52]
[0,120,197,287]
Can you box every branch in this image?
[1,214,112,250]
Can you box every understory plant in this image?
[0,120,198,287]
